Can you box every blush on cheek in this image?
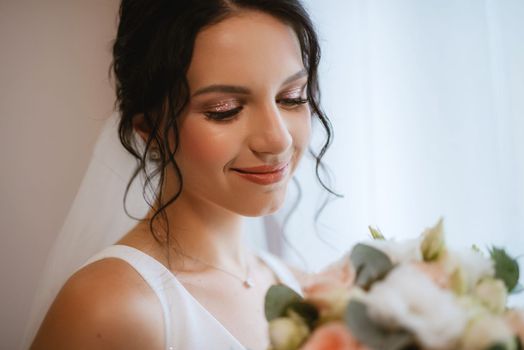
[177,119,237,168]
[303,115,312,142]
[292,113,312,153]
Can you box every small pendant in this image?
[243,277,254,288]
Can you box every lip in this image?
[231,162,290,185]
[232,161,290,174]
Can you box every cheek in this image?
[292,111,312,151]
[176,117,238,171]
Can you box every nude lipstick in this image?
[231,162,290,185]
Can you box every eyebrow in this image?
[191,68,308,97]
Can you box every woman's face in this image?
[170,10,311,216]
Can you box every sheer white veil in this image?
[20,113,151,349]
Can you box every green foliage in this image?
[489,247,520,292]
[265,284,304,321]
[345,300,417,350]
[350,243,394,290]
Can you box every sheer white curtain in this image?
[275,0,524,302]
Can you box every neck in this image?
[144,191,250,271]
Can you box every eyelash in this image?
[204,97,309,121]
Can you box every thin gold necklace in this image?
[176,251,255,289]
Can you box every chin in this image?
[234,193,287,217]
[240,205,282,218]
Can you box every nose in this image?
[248,104,293,156]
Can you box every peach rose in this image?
[303,254,355,292]
[299,322,369,350]
[302,255,355,321]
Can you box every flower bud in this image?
[268,317,309,350]
[307,287,351,323]
[421,218,446,261]
[450,267,468,295]
[474,278,507,314]
[461,314,517,350]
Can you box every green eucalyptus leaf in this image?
[265,284,303,322]
[287,301,319,329]
[350,243,394,290]
[489,247,520,292]
[344,300,417,350]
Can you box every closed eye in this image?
[203,97,308,122]
[277,97,309,109]
[204,106,243,121]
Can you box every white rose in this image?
[364,264,467,350]
[364,238,423,264]
[443,248,495,293]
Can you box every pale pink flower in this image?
[299,322,369,350]
[413,261,450,289]
[303,254,355,292]
[302,255,355,320]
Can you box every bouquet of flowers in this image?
[265,219,524,350]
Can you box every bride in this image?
[29,1,336,349]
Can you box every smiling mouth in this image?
[231,162,291,185]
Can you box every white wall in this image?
[0,1,118,348]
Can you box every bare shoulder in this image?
[31,258,164,350]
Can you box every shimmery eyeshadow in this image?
[212,101,238,112]
[280,86,305,99]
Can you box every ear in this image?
[132,114,151,143]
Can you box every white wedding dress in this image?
[80,244,302,350]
